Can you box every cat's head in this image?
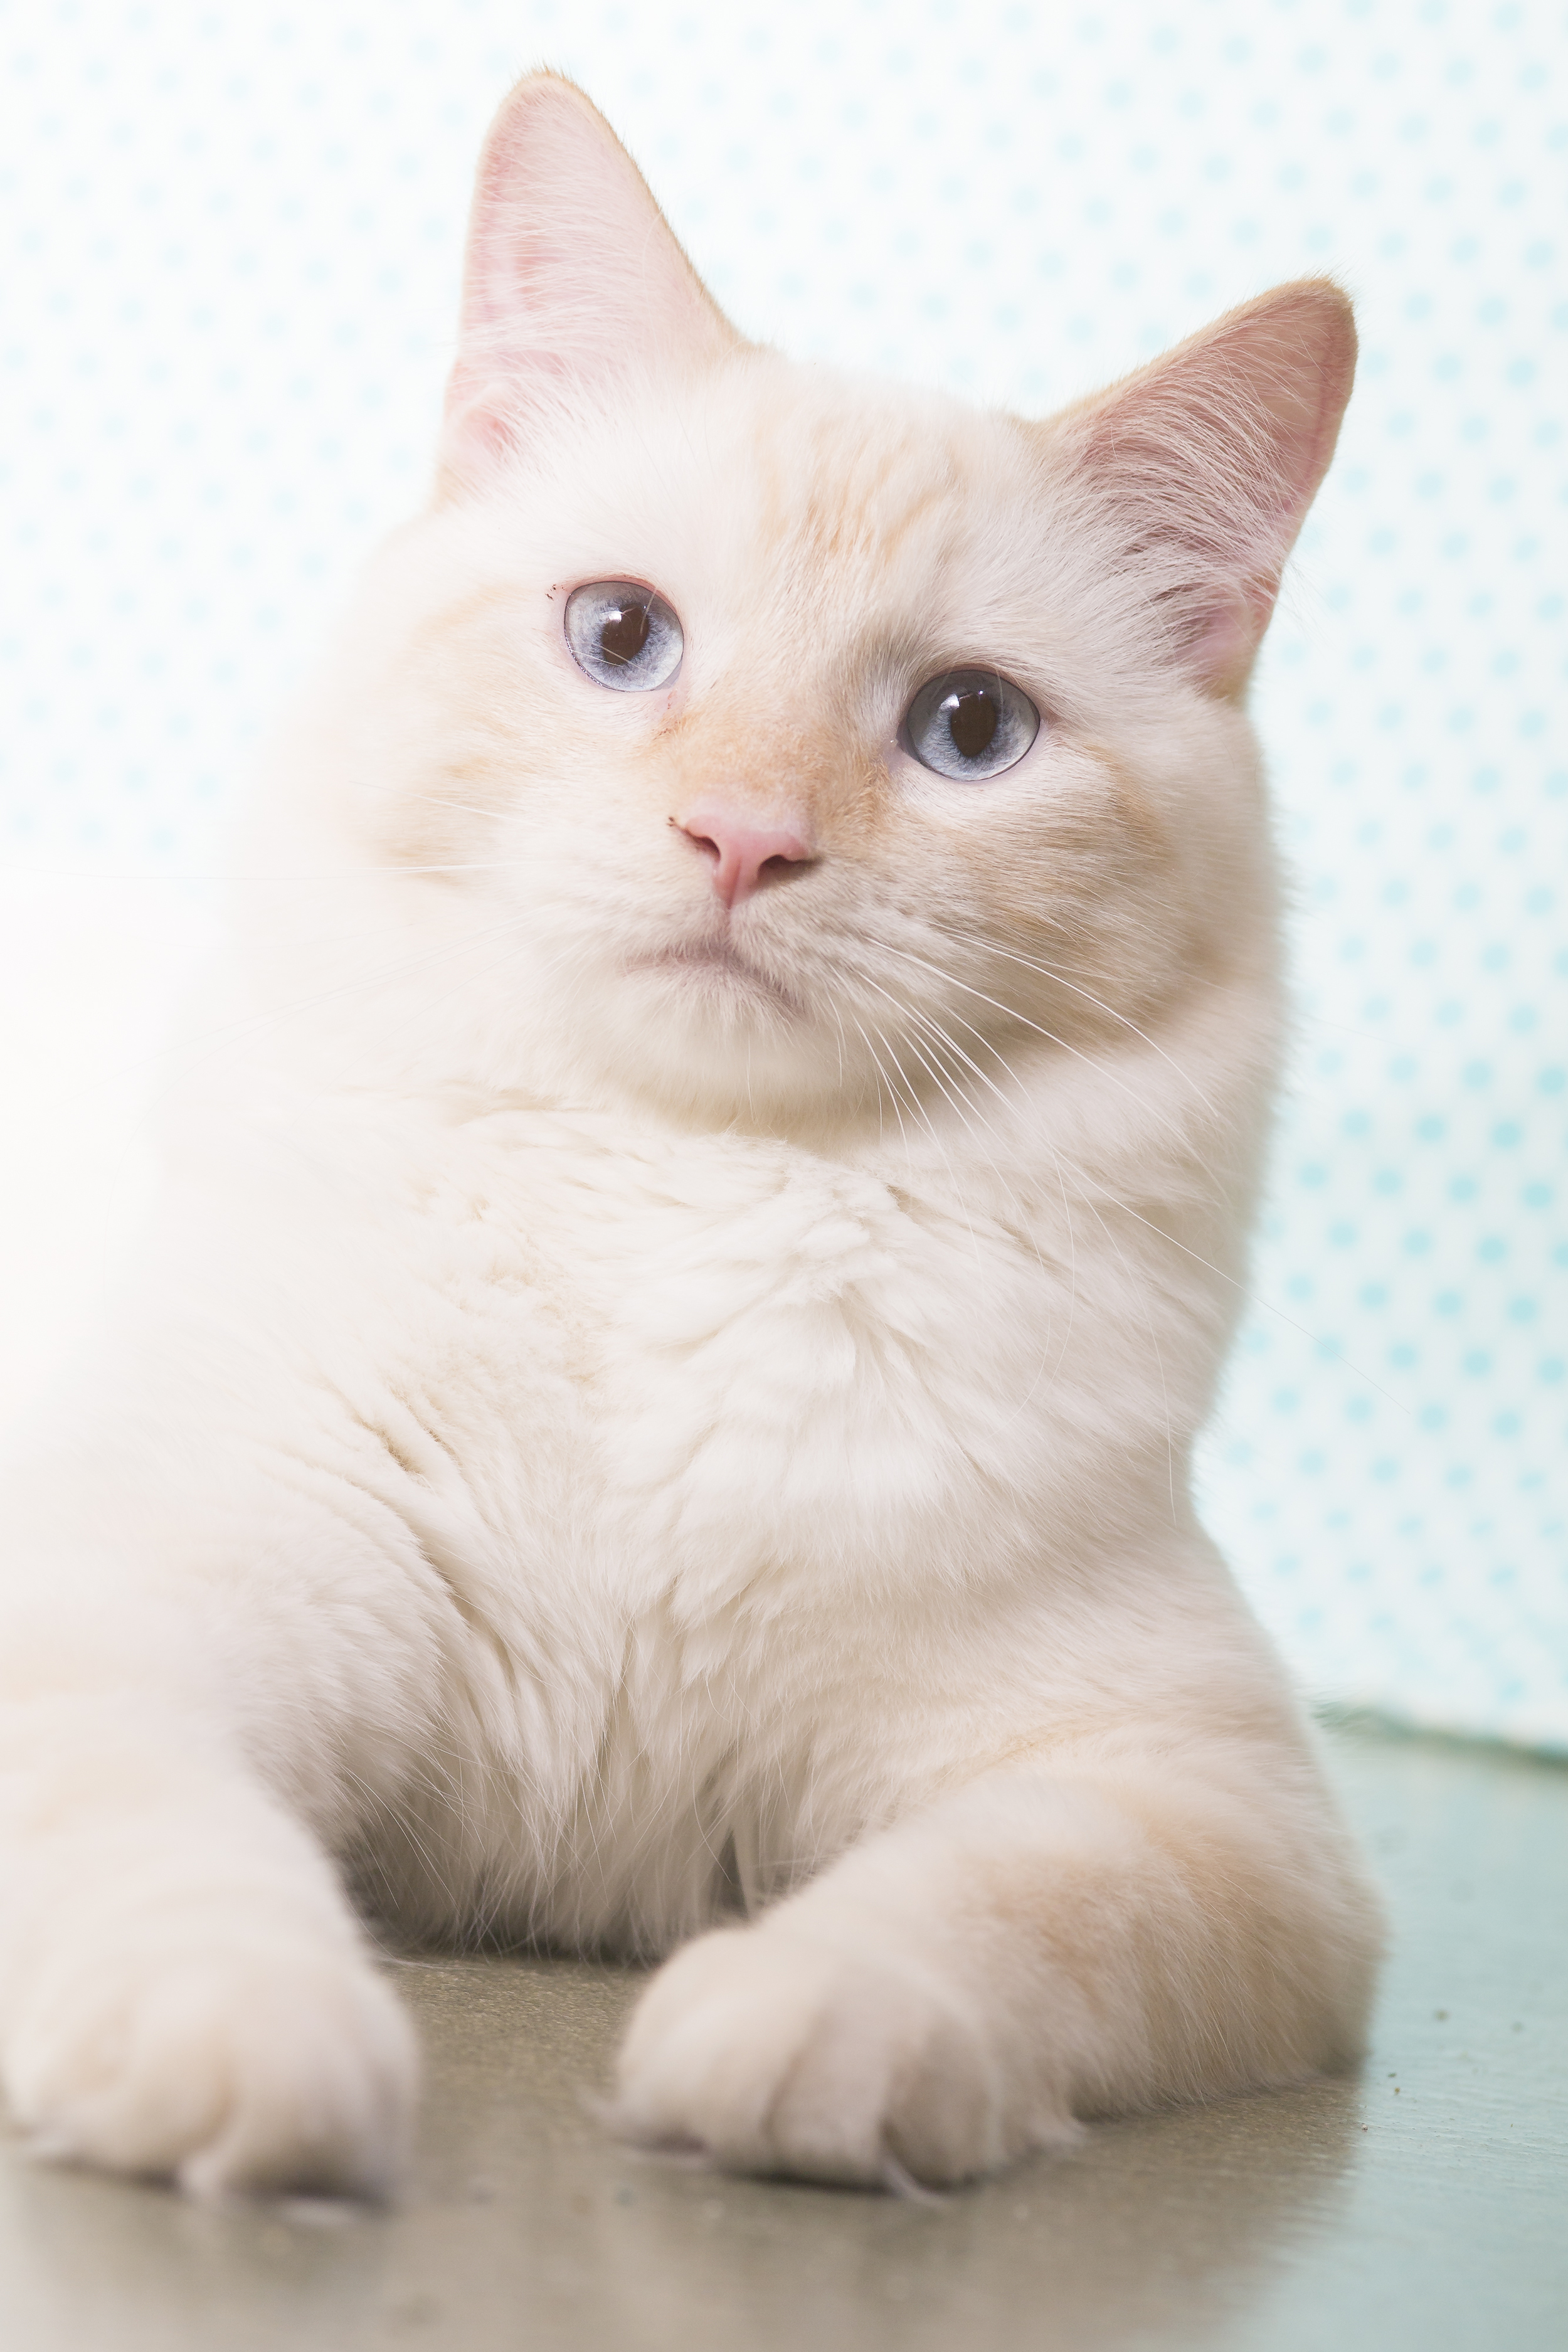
[305,75,1353,1134]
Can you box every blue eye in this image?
[564,580,684,692]
[904,668,1039,780]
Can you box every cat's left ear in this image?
[440,74,740,484]
[1062,280,1357,697]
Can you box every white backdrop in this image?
[3,0,1565,1749]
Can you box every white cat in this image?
[0,75,1382,2200]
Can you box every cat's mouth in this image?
[628,938,807,1017]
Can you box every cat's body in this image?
[0,78,1380,2198]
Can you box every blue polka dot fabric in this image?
[2,1,1564,1748]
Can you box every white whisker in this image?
[840,924,1404,1417]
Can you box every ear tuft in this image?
[441,74,740,485]
[1068,280,1357,696]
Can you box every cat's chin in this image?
[578,946,854,1125]
[626,941,808,1022]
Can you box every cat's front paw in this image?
[611,1920,1060,2188]
[3,1917,418,2201]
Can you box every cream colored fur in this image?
[0,77,1381,2198]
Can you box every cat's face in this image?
[314,77,1353,1130]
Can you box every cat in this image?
[0,72,1382,2200]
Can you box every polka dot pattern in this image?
[3,2,1564,1748]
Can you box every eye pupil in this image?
[904,666,1039,781]
[565,581,683,692]
[946,689,998,761]
[599,601,651,667]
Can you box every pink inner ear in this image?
[1186,580,1281,696]
[1076,281,1356,694]
[440,75,737,479]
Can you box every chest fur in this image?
[393,1113,1076,1604]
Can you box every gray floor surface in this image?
[1,1722,1563,2351]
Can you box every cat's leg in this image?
[610,1735,1382,2186]
[0,1555,425,2200]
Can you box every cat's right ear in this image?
[439,75,740,487]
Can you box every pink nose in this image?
[675,800,815,910]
